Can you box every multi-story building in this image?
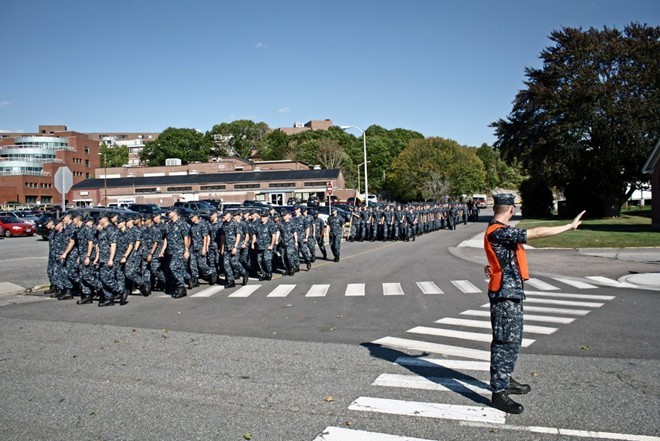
[0,126,100,206]
[86,131,160,167]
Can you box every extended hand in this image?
[571,210,586,229]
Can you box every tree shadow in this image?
[361,343,491,406]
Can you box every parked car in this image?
[242,200,271,208]
[174,201,216,216]
[0,215,35,237]
[0,211,38,226]
[127,203,162,215]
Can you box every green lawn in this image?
[517,207,659,248]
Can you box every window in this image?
[200,185,226,190]
[84,147,90,154]
[85,160,90,167]
[234,183,260,189]
[167,186,193,192]
[269,182,295,188]
[136,187,157,193]
[304,182,323,187]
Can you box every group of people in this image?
[43,200,479,307]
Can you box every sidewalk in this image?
[453,232,660,291]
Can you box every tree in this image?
[387,137,485,201]
[475,144,525,191]
[99,143,128,168]
[491,23,660,217]
[140,127,211,166]
[316,139,349,170]
[206,120,270,159]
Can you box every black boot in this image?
[322,250,327,260]
[98,298,114,307]
[76,295,93,305]
[44,284,57,295]
[225,280,236,288]
[188,278,200,289]
[333,256,340,262]
[58,289,74,300]
[140,283,151,297]
[120,287,130,305]
[209,273,217,285]
[242,273,249,286]
[508,378,531,395]
[173,286,187,299]
[265,273,272,281]
[491,391,523,414]
[306,261,312,271]
[50,289,64,299]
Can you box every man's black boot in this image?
[98,298,114,307]
[58,289,74,300]
[265,273,272,281]
[140,283,151,297]
[306,261,312,271]
[209,274,217,285]
[44,284,57,295]
[491,391,523,414]
[333,256,339,262]
[242,274,249,286]
[508,378,531,395]
[188,278,200,289]
[76,295,93,305]
[173,286,187,299]
[225,280,236,288]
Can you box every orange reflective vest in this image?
[484,223,529,292]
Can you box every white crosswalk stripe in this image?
[515,305,591,315]
[373,373,491,396]
[190,285,225,297]
[267,284,296,297]
[383,283,404,296]
[313,426,434,441]
[461,309,576,323]
[525,290,615,300]
[348,396,506,424]
[435,317,557,334]
[394,357,490,371]
[451,280,481,293]
[345,283,365,296]
[227,285,261,298]
[552,277,598,289]
[586,275,636,288]
[522,298,605,308]
[416,281,443,294]
[525,278,560,290]
[372,336,491,361]
[407,326,535,347]
[305,284,330,297]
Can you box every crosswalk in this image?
[310,280,660,441]
[152,274,632,300]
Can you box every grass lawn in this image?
[517,206,659,248]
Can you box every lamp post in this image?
[340,125,369,207]
[357,160,370,197]
[101,151,108,207]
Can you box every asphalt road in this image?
[0,217,658,441]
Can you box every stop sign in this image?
[327,181,333,195]
[54,166,73,193]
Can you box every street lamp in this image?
[340,125,369,206]
[357,160,371,196]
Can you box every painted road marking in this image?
[407,326,535,347]
[451,280,482,294]
[383,283,404,296]
[523,298,605,308]
[372,336,491,361]
[306,284,330,297]
[526,278,560,290]
[435,317,557,335]
[525,291,615,300]
[190,285,225,297]
[417,281,443,294]
[553,277,598,289]
[345,283,366,296]
[312,426,433,441]
[227,285,261,298]
[267,284,296,297]
[373,373,491,396]
[394,357,490,371]
[461,309,576,324]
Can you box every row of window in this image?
[131,181,326,194]
[25,182,53,189]
[71,158,91,166]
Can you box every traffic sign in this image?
[54,166,73,193]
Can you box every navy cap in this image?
[280,210,290,216]
[493,194,515,206]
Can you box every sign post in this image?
[327,181,333,210]
[54,166,73,211]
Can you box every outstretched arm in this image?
[527,210,585,240]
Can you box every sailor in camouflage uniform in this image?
[188,211,217,287]
[327,207,345,262]
[311,209,327,260]
[221,211,248,288]
[276,210,297,276]
[147,212,167,292]
[74,214,101,304]
[50,219,73,298]
[163,209,191,298]
[96,213,120,307]
[485,193,585,414]
[251,210,278,280]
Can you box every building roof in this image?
[642,139,660,174]
[73,168,341,189]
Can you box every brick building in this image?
[0,126,100,206]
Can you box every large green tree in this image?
[99,143,128,167]
[475,144,525,191]
[387,137,485,201]
[206,120,270,158]
[140,127,211,166]
[491,23,660,217]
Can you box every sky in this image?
[1,0,658,147]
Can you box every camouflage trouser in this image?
[223,251,246,283]
[208,246,221,275]
[298,240,311,264]
[125,254,144,288]
[53,258,73,290]
[308,237,318,259]
[329,233,341,258]
[148,255,166,287]
[65,253,81,286]
[256,248,273,275]
[166,252,189,289]
[314,235,327,258]
[189,250,215,280]
[281,241,296,272]
[80,261,101,296]
[489,299,524,393]
[99,263,121,299]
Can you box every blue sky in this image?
[1,0,657,147]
